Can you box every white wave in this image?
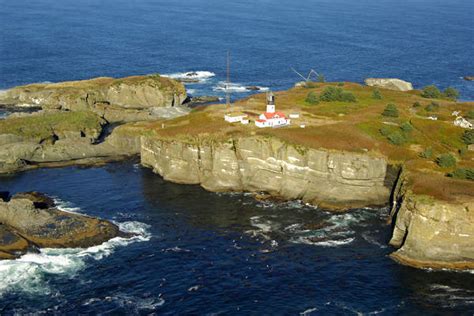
[300,307,318,315]
[54,198,83,214]
[0,221,150,298]
[83,294,165,311]
[186,88,197,95]
[291,237,355,247]
[163,71,215,81]
[213,81,269,93]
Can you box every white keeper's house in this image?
[255,92,290,128]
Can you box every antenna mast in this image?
[226,51,231,108]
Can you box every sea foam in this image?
[0,221,151,297]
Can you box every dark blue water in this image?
[0,162,473,314]
[1,0,473,100]
[1,0,474,314]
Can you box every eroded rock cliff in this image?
[389,172,474,270]
[141,135,394,209]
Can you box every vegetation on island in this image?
[421,85,459,101]
[0,111,104,141]
[136,80,473,201]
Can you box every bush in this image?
[400,122,413,133]
[372,89,382,100]
[436,153,456,168]
[421,85,442,99]
[382,103,399,117]
[443,87,459,100]
[425,101,439,112]
[337,82,345,87]
[461,130,474,145]
[412,101,421,108]
[379,126,392,136]
[420,147,433,159]
[319,87,357,102]
[305,81,318,89]
[305,91,319,105]
[466,110,474,119]
[387,131,406,145]
[449,168,474,181]
[318,74,325,83]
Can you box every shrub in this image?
[317,74,325,83]
[305,81,318,89]
[305,91,319,105]
[421,85,442,99]
[412,101,421,108]
[425,101,439,112]
[436,153,456,168]
[443,87,459,100]
[449,168,474,181]
[466,110,474,119]
[420,147,433,159]
[319,86,356,102]
[387,131,406,145]
[341,91,357,102]
[372,89,382,100]
[379,126,392,136]
[400,122,413,133]
[382,103,399,117]
[337,82,345,87]
[461,130,474,145]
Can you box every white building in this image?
[454,116,473,129]
[255,92,290,128]
[224,112,248,124]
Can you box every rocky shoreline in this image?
[0,74,472,271]
[0,192,131,260]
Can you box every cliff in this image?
[0,74,188,123]
[389,171,474,270]
[141,135,394,210]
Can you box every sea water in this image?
[0,162,473,314]
[1,0,474,313]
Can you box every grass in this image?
[100,81,474,201]
[0,111,104,140]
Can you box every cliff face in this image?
[141,136,392,209]
[0,75,187,111]
[389,174,474,270]
[0,75,188,124]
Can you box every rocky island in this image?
[1,75,473,270]
[0,191,130,260]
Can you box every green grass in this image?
[0,111,104,140]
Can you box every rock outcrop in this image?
[0,192,129,259]
[141,136,393,209]
[389,173,474,270]
[365,78,414,91]
[0,75,188,123]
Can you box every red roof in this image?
[256,119,266,123]
[263,111,287,119]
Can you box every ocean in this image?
[1,0,474,314]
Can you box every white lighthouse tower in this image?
[266,91,275,113]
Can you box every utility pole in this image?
[226,51,231,109]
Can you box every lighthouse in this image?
[266,91,275,113]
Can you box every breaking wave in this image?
[213,81,269,93]
[163,71,215,82]
[0,221,151,298]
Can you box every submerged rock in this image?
[364,78,413,91]
[464,76,474,81]
[0,192,130,259]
